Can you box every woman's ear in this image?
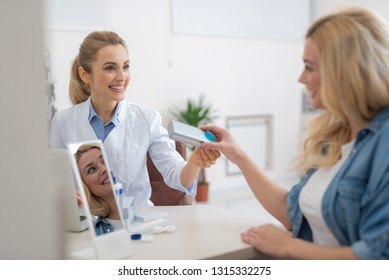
[78,66,90,84]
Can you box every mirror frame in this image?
[67,140,132,259]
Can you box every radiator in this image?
[225,115,273,175]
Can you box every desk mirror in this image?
[68,140,132,259]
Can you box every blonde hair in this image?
[296,7,389,174]
[76,144,110,217]
[69,31,127,105]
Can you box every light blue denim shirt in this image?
[287,106,389,259]
[94,216,113,236]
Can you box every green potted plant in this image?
[171,94,218,202]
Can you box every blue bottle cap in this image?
[131,233,142,240]
[204,131,216,142]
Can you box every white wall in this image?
[45,0,389,192]
[0,1,60,259]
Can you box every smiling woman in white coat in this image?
[50,31,220,205]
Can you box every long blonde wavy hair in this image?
[295,7,389,174]
[75,144,110,217]
[69,31,127,105]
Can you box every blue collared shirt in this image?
[88,101,121,142]
[287,106,389,259]
[94,216,113,236]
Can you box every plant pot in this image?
[196,182,209,202]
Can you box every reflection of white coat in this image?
[50,97,196,205]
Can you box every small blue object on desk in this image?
[131,233,141,240]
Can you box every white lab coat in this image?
[50,97,197,205]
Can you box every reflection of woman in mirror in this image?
[76,143,122,235]
[50,31,220,205]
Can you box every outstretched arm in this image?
[200,125,291,229]
[180,147,220,187]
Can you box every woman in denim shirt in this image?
[201,7,389,259]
